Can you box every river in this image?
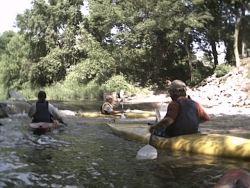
[0,100,250,188]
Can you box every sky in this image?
[0,0,32,34]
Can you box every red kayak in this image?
[214,169,250,188]
[29,121,58,134]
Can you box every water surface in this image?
[0,101,250,188]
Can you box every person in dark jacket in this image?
[28,91,66,125]
[150,80,210,137]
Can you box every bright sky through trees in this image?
[0,0,32,34]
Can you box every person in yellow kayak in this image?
[28,91,66,125]
[150,80,210,137]
[101,95,124,115]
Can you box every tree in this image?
[15,0,84,86]
[0,31,15,58]
[68,26,116,84]
[196,0,224,67]
[4,0,248,91]
[1,34,31,89]
[87,0,213,83]
[219,0,250,66]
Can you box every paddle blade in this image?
[121,114,126,119]
[136,144,158,160]
[9,89,32,105]
[119,89,124,99]
[120,90,126,119]
[9,90,27,101]
[155,108,161,122]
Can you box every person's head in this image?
[166,80,187,101]
[37,91,46,102]
[106,95,113,103]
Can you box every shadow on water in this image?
[0,101,250,187]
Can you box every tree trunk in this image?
[234,15,241,67]
[211,39,218,67]
[185,33,193,83]
[241,8,247,58]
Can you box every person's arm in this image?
[110,110,123,114]
[150,101,179,132]
[57,118,67,125]
[197,103,210,123]
[150,117,174,132]
[28,104,36,118]
[112,98,123,109]
[104,104,123,114]
[48,104,67,125]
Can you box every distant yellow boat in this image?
[76,111,156,118]
[107,122,250,160]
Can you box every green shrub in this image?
[100,74,141,96]
[6,74,149,101]
[187,61,214,86]
[81,80,102,99]
[214,64,231,78]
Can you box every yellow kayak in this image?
[107,122,250,160]
[76,111,156,118]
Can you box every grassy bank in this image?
[3,77,148,101]
[1,64,234,102]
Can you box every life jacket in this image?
[101,102,113,114]
[33,102,53,123]
[165,98,199,137]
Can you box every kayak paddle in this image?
[136,129,157,159]
[119,89,126,119]
[155,108,161,122]
[9,89,32,105]
[135,108,161,159]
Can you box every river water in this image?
[1,100,250,188]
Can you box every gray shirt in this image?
[103,104,113,113]
[28,103,62,120]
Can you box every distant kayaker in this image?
[28,91,66,125]
[150,80,210,137]
[101,95,124,115]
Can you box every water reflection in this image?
[0,101,250,187]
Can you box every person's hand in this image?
[61,122,67,126]
[149,124,161,133]
[58,118,67,126]
[149,125,156,133]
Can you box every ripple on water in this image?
[1,104,250,187]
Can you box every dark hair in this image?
[38,91,46,99]
[171,90,186,101]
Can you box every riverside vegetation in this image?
[0,1,249,101]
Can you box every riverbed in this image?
[0,100,250,188]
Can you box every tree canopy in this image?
[0,0,249,95]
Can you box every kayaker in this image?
[28,91,67,125]
[150,80,210,137]
[101,95,124,115]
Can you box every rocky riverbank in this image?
[126,58,250,115]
